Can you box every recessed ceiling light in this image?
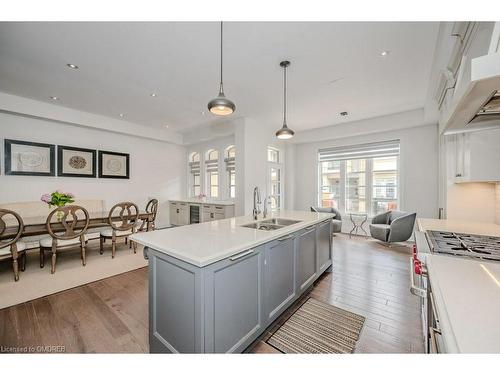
[66,63,79,69]
[380,50,390,56]
[50,96,59,100]
[150,93,158,97]
[119,113,125,118]
[340,111,349,117]
[164,125,169,128]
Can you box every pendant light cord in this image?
[219,21,224,94]
[283,63,287,126]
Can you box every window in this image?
[225,145,236,199]
[267,147,283,210]
[319,161,341,208]
[205,149,219,198]
[267,147,279,163]
[189,152,201,197]
[372,156,398,215]
[318,140,399,216]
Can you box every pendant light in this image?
[275,60,295,139]
[207,22,236,116]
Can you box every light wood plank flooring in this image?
[0,234,424,353]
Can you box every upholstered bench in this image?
[0,199,106,249]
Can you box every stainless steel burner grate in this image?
[426,231,500,261]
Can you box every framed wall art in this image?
[98,150,130,179]
[4,139,56,176]
[57,145,97,178]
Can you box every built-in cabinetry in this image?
[447,129,500,183]
[147,218,332,353]
[202,204,234,222]
[169,201,190,226]
[169,200,234,226]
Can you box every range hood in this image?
[441,52,500,134]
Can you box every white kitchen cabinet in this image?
[448,129,500,183]
[170,200,235,225]
[201,204,234,222]
[169,201,189,225]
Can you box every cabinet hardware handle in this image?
[429,291,440,330]
[215,206,223,209]
[229,249,254,261]
[278,235,294,241]
[429,327,441,353]
[305,225,316,230]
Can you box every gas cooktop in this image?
[426,230,500,261]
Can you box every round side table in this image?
[348,213,368,238]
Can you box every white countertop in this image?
[130,210,333,267]
[418,218,500,237]
[170,198,235,206]
[426,254,500,353]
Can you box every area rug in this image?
[0,241,147,309]
[266,297,365,353]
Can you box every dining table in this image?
[0,210,154,240]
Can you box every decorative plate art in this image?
[98,150,130,179]
[57,145,97,178]
[4,139,55,176]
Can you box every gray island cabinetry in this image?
[133,212,333,353]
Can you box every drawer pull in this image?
[305,225,316,231]
[229,249,254,261]
[215,206,223,209]
[278,235,294,241]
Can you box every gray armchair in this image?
[369,210,416,243]
[310,207,342,234]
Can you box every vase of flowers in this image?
[41,191,75,220]
[197,193,207,202]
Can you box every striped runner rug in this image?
[266,298,365,353]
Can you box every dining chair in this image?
[39,205,90,274]
[100,202,139,258]
[137,198,159,232]
[0,209,28,281]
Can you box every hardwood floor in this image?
[0,234,424,353]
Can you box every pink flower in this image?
[41,194,51,203]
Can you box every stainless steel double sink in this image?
[241,218,302,231]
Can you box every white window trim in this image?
[267,146,285,211]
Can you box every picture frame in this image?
[57,145,97,178]
[98,150,130,179]
[4,139,56,176]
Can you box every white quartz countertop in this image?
[170,198,235,206]
[427,255,500,353]
[418,218,500,237]
[130,210,333,267]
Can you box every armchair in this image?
[369,210,416,243]
[310,206,342,234]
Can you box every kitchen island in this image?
[130,210,334,353]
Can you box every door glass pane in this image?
[345,159,366,213]
[372,156,397,215]
[320,161,340,208]
[267,148,279,163]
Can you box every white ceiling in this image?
[0,22,440,133]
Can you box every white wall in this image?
[291,124,439,229]
[0,112,186,227]
[447,182,496,222]
[235,118,287,216]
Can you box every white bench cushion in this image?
[0,199,105,217]
[40,236,87,248]
[0,241,27,256]
[100,228,134,237]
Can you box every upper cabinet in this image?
[447,128,500,183]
